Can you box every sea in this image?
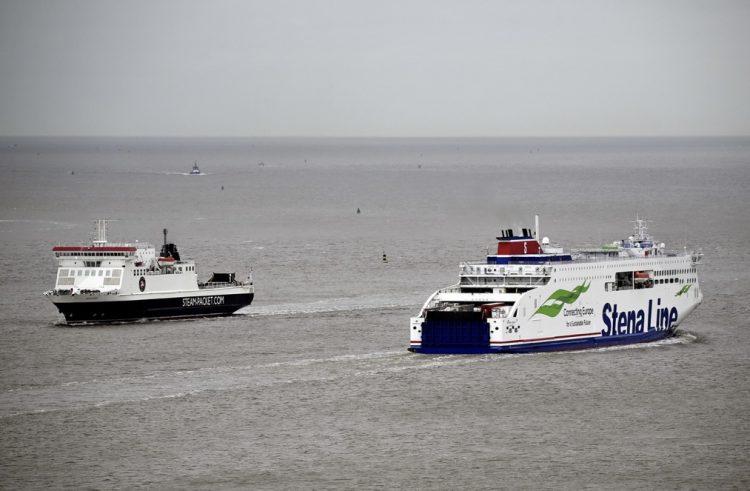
[0,136,748,489]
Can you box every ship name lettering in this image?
[182,296,225,307]
[601,299,678,337]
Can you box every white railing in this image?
[199,281,242,289]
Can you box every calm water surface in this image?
[0,137,748,489]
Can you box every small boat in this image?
[190,161,202,175]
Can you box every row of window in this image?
[55,252,132,257]
[554,268,697,284]
[58,268,122,278]
[655,268,696,276]
[132,265,195,276]
[555,263,696,274]
[656,277,697,285]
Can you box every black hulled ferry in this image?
[44,220,253,324]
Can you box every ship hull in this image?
[409,324,676,354]
[51,292,254,324]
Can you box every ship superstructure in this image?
[409,216,703,353]
[44,220,253,324]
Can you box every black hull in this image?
[53,293,254,324]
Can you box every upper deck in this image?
[459,216,702,292]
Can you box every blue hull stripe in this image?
[409,328,675,354]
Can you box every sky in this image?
[0,0,748,138]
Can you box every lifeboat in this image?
[157,256,176,268]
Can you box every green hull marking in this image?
[534,281,591,318]
[676,284,692,297]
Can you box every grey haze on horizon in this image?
[0,0,748,138]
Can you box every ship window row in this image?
[58,268,122,278]
[654,278,697,285]
[131,266,194,276]
[553,264,696,273]
[64,260,123,267]
[605,275,696,291]
[55,252,131,257]
[655,268,695,276]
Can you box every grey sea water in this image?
[0,137,748,489]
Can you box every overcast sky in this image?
[0,0,748,137]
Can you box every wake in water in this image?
[48,298,419,327]
[588,330,698,352]
[0,348,506,418]
[0,332,698,419]
[237,296,422,317]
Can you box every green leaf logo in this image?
[675,284,691,297]
[533,281,591,318]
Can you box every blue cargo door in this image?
[421,311,490,353]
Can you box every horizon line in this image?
[2,134,750,140]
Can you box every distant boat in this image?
[190,161,202,175]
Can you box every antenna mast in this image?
[93,219,108,246]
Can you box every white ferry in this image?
[409,216,703,354]
[44,220,253,324]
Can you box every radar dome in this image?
[542,237,550,245]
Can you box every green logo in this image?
[533,281,591,318]
[675,284,691,297]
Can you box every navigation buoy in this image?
[382,252,388,263]
[357,208,361,214]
